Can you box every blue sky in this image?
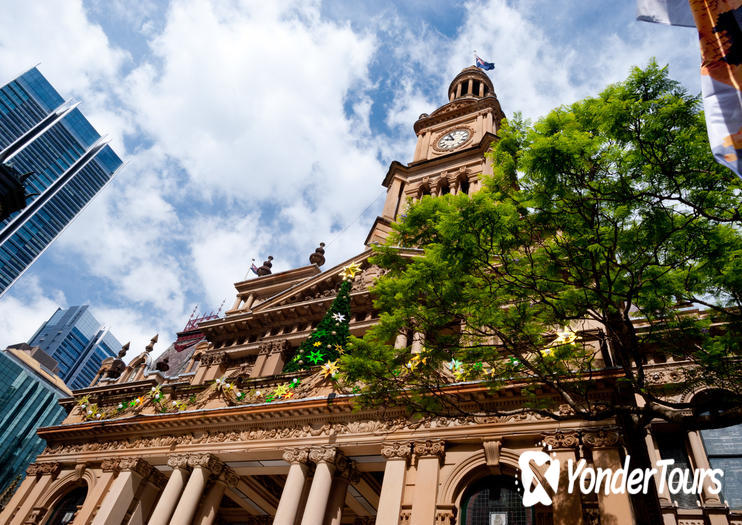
[0,0,700,357]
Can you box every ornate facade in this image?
[2,67,741,525]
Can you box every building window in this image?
[701,424,742,509]
[654,432,697,508]
[460,475,534,525]
[44,485,87,525]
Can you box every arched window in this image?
[460,476,533,525]
[459,178,470,195]
[44,485,87,525]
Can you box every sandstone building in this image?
[2,67,741,525]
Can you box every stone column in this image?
[542,431,584,525]
[274,449,311,525]
[6,463,60,525]
[72,460,120,525]
[687,431,728,525]
[410,440,444,525]
[148,455,190,525]
[644,432,677,525]
[300,447,338,525]
[194,466,239,525]
[169,454,223,525]
[92,457,152,525]
[127,467,167,525]
[376,442,411,525]
[323,457,358,525]
[583,430,633,525]
[410,332,424,354]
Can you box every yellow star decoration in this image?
[273,384,289,398]
[552,327,578,345]
[406,354,427,371]
[339,262,362,281]
[540,347,554,357]
[313,341,322,347]
[334,344,345,355]
[321,360,340,378]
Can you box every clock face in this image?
[437,128,470,150]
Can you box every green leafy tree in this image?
[342,62,742,431]
[284,265,357,372]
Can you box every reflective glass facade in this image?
[0,67,122,296]
[0,350,68,497]
[28,305,120,390]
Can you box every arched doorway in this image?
[43,485,87,525]
[460,475,533,525]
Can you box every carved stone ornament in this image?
[187,453,224,475]
[119,457,153,478]
[149,468,168,487]
[167,454,190,470]
[381,442,411,460]
[25,464,41,476]
[413,440,445,461]
[335,458,360,483]
[282,448,310,464]
[483,440,502,466]
[201,352,228,367]
[308,446,337,465]
[221,465,240,488]
[542,430,580,450]
[101,458,121,473]
[583,429,621,449]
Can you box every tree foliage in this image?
[341,62,742,429]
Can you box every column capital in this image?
[167,453,191,470]
[119,456,153,478]
[26,462,61,478]
[542,430,581,450]
[334,456,360,483]
[282,447,311,465]
[101,458,121,473]
[413,440,445,462]
[187,453,224,475]
[148,467,168,487]
[308,445,337,465]
[381,442,412,461]
[583,428,621,449]
[220,465,240,488]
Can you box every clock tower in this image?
[366,66,505,245]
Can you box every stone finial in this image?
[145,334,159,353]
[309,242,326,266]
[118,342,130,358]
[257,256,273,276]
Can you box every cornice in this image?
[413,96,504,133]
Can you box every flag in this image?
[636,0,694,26]
[475,56,495,71]
[638,0,742,178]
[250,263,259,275]
[689,0,742,177]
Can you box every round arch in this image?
[36,469,95,525]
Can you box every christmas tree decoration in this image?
[283,263,356,372]
[321,360,340,379]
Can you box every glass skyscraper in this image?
[28,305,121,390]
[0,67,123,296]
[0,346,70,500]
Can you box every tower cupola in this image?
[447,66,495,101]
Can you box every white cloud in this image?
[0,277,64,348]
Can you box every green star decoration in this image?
[308,349,325,364]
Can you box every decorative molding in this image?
[149,467,168,487]
[282,448,310,464]
[221,465,240,488]
[201,352,229,367]
[483,440,502,466]
[187,453,224,475]
[542,430,580,450]
[119,456,153,478]
[380,442,412,461]
[101,458,120,473]
[41,414,555,457]
[413,440,445,462]
[583,428,621,449]
[167,454,190,470]
[308,446,337,465]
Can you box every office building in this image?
[0,67,123,297]
[29,305,121,390]
[0,344,71,502]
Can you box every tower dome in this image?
[447,66,494,102]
